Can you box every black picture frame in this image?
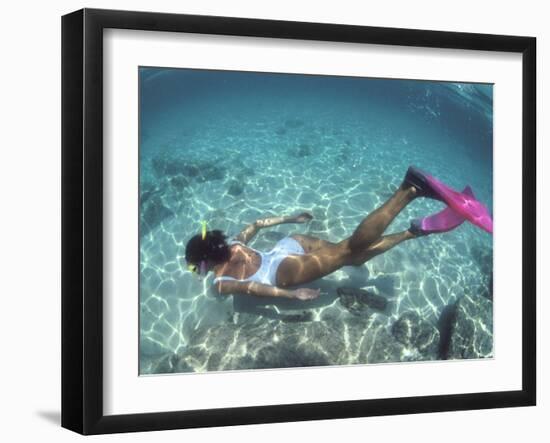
[61,8,536,435]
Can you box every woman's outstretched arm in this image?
[234,212,313,244]
[215,279,319,301]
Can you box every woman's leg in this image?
[276,184,418,287]
[277,230,415,287]
[342,184,417,257]
[291,184,417,255]
[346,230,415,265]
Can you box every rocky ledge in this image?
[140,292,493,374]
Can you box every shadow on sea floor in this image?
[221,265,398,321]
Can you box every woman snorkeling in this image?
[185,166,493,301]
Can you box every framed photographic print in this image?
[61,8,536,435]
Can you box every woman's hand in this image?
[294,212,313,224]
[293,288,320,301]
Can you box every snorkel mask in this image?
[187,221,209,277]
[187,261,207,276]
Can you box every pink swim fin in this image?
[405,166,493,234]
[410,186,472,235]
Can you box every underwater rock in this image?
[444,295,493,359]
[139,182,161,206]
[151,154,226,183]
[140,154,230,237]
[337,316,406,364]
[140,194,175,236]
[485,274,493,301]
[140,352,177,375]
[171,315,408,373]
[337,287,388,314]
[194,163,226,182]
[227,179,244,196]
[297,143,312,157]
[151,155,186,177]
[174,358,195,373]
[357,322,407,363]
[469,243,493,300]
[475,272,493,301]
[436,302,457,359]
[279,311,314,323]
[168,174,189,192]
[391,311,440,359]
[254,342,330,369]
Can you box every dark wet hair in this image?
[185,230,230,266]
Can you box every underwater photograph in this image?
[139,67,493,375]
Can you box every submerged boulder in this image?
[139,153,229,237]
[337,287,388,315]
[140,194,175,236]
[140,353,176,375]
[444,295,493,360]
[391,311,440,359]
[150,153,226,183]
[227,179,244,196]
[170,316,408,373]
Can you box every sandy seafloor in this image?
[138,68,494,374]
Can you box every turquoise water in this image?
[139,67,493,374]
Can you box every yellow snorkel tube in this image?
[201,220,207,240]
[187,221,208,275]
